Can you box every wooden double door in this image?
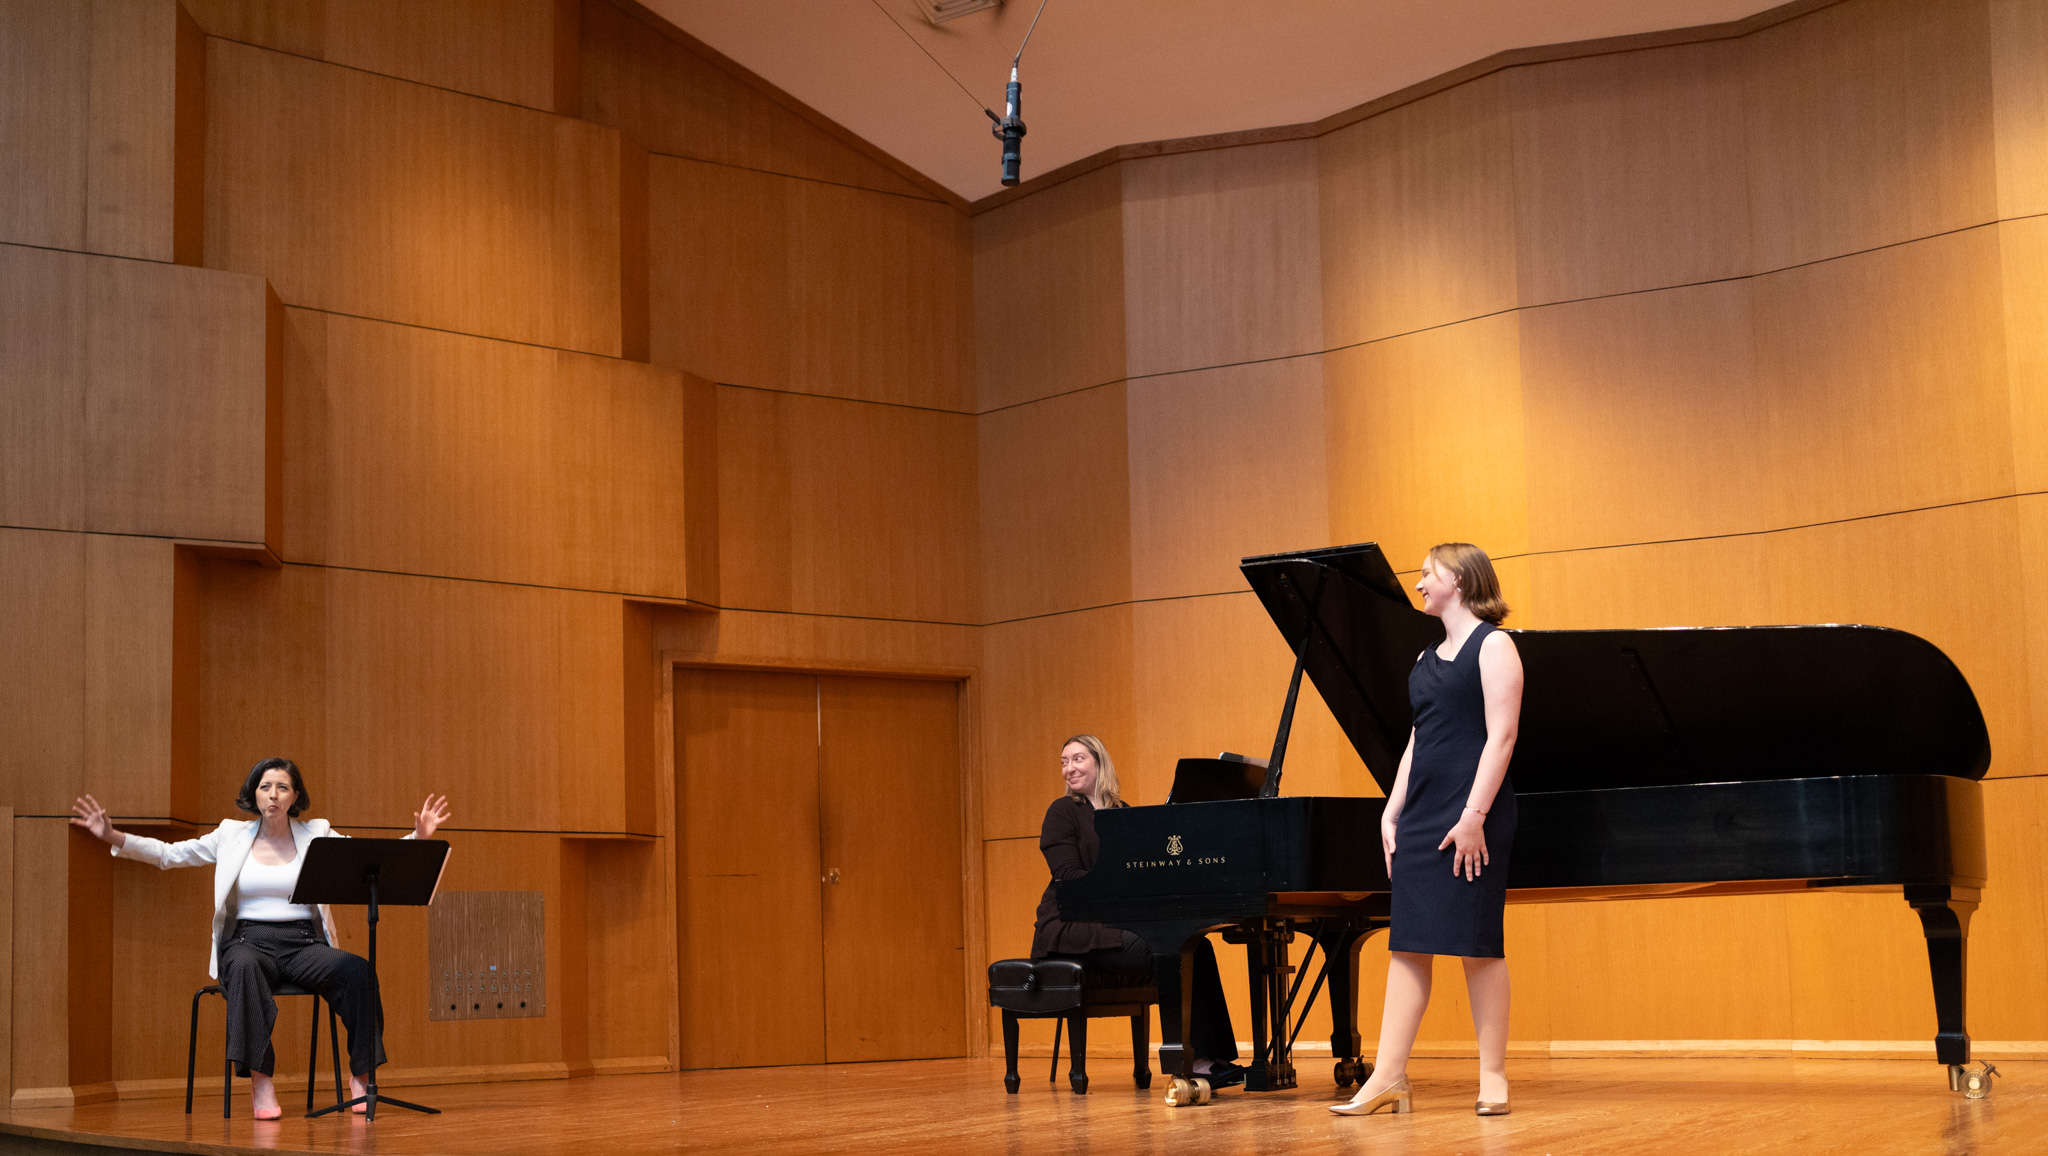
[674,668,967,1067]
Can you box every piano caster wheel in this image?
[1949,1061,1998,1098]
[1334,1059,1370,1088]
[1164,1077,1212,1107]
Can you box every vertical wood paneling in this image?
[85,0,184,261]
[648,157,972,410]
[1519,281,1764,551]
[1545,896,1794,1041]
[582,840,670,1062]
[1967,774,2048,1042]
[1324,315,1530,569]
[281,310,699,597]
[977,384,1131,623]
[979,608,1134,841]
[1749,228,2012,528]
[82,537,175,814]
[0,246,272,544]
[714,386,978,623]
[2002,217,2048,492]
[1745,0,1998,271]
[1991,0,2048,218]
[973,165,1127,411]
[1120,140,1322,379]
[0,1,89,250]
[1127,359,1329,602]
[205,38,630,355]
[1318,72,1518,348]
[577,0,931,199]
[183,0,572,113]
[0,531,86,815]
[1508,40,1750,305]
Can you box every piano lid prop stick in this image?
[1263,568,1327,796]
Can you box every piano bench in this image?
[987,959,1156,1095]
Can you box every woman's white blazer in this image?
[111,818,410,979]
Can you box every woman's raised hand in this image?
[1438,809,1489,881]
[70,794,123,847]
[412,793,452,839]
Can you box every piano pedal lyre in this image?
[1334,1059,1370,1089]
[1164,1076,1212,1107]
[1948,1061,1997,1098]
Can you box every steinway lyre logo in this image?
[1166,835,1183,857]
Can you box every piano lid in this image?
[1241,542,1991,795]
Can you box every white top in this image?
[235,852,317,922]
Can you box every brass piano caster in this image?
[1948,1061,1998,1098]
[1334,1059,1371,1088]
[1164,1077,1212,1107]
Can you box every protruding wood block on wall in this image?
[0,0,206,263]
[12,821,114,1108]
[0,246,276,547]
[204,38,635,355]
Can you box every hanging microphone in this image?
[986,0,1048,187]
[988,66,1026,186]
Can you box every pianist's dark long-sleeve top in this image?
[1030,795,1128,958]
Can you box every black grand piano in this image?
[1059,542,1989,1106]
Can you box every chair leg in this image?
[185,988,205,1115]
[1049,1016,1063,1084]
[306,996,320,1113]
[328,1001,345,1109]
[223,1052,232,1119]
[1131,1010,1152,1090]
[1067,1013,1089,1094]
[1001,1011,1021,1094]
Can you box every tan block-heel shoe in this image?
[1330,1077,1411,1116]
[1475,1099,1511,1116]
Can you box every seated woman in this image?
[71,758,451,1120]
[1031,734,1241,1088]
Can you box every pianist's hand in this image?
[1439,810,1489,880]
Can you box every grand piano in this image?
[1058,542,1989,1106]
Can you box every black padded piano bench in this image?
[987,959,1155,1094]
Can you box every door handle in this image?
[824,868,841,884]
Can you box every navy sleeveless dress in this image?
[1388,620,1517,958]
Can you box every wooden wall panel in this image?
[0,531,87,815]
[205,37,629,356]
[1318,72,1518,348]
[1507,40,1750,305]
[714,386,977,623]
[653,607,980,678]
[0,0,198,262]
[0,246,273,544]
[979,607,1134,841]
[648,156,972,410]
[1519,281,1764,551]
[2002,217,2048,492]
[977,384,1130,623]
[185,0,574,113]
[1127,360,1329,601]
[1750,228,2011,528]
[980,836,1068,1054]
[1745,0,1997,271]
[581,839,670,1063]
[281,309,700,598]
[1324,314,1530,569]
[198,563,634,834]
[1545,895,1795,1041]
[973,165,1127,411]
[1991,0,2048,218]
[1119,140,1322,379]
[578,0,930,199]
[1968,774,2048,1042]
[109,826,218,1085]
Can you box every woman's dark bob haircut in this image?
[236,757,311,817]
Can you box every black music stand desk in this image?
[292,836,450,1120]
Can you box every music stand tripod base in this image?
[292,836,451,1120]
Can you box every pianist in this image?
[1333,543,1522,1119]
[1031,734,1243,1089]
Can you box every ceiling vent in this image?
[915,0,1002,26]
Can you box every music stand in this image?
[293,837,450,1121]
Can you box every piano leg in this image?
[1144,921,1217,1107]
[1320,920,1380,1088]
[1905,884,1979,1079]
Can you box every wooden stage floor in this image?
[0,1056,2035,1155]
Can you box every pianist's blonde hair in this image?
[1426,542,1510,626]
[1062,733,1123,810]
